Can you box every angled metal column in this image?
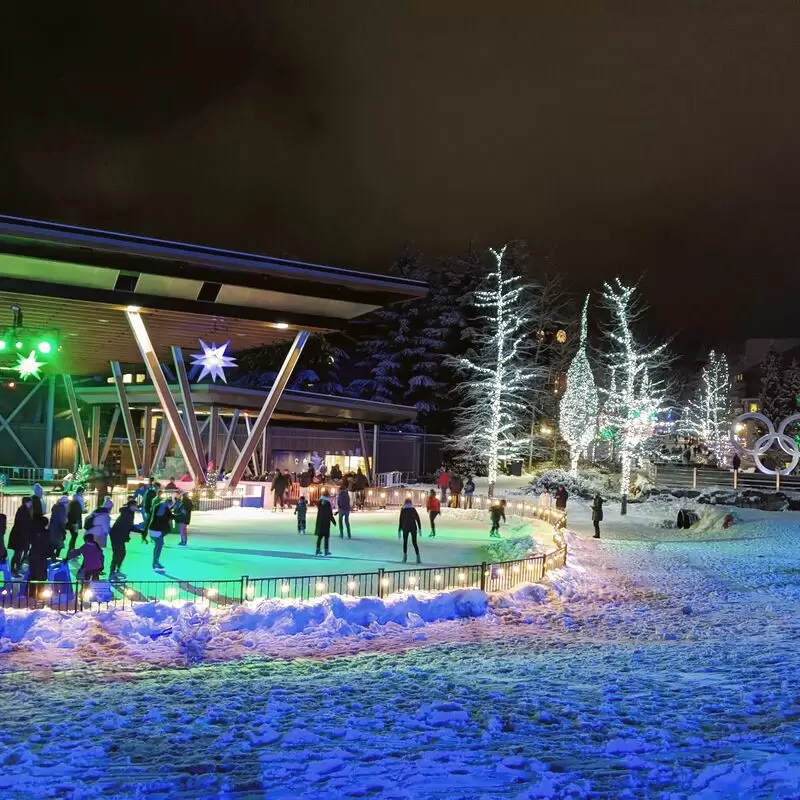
[142,406,154,475]
[44,375,56,468]
[373,423,379,480]
[208,405,219,466]
[171,346,206,466]
[90,405,102,466]
[63,374,91,464]
[358,422,373,483]
[151,418,172,474]
[126,310,206,484]
[260,426,268,473]
[228,331,309,488]
[99,408,120,466]
[218,410,240,471]
[0,378,46,467]
[243,415,261,476]
[110,361,142,476]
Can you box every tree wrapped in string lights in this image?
[449,245,538,493]
[601,279,669,511]
[558,296,598,474]
[682,350,733,462]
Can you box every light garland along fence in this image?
[0,493,567,613]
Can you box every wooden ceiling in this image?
[0,291,296,376]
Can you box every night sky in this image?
[4,2,800,352]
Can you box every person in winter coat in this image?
[398,499,422,564]
[67,491,84,552]
[555,485,568,512]
[48,495,69,558]
[84,499,113,549]
[314,492,336,556]
[426,490,441,537]
[27,515,51,596]
[437,467,449,505]
[172,491,193,546]
[141,480,159,542]
[354,469,368,511]
[31,483,46,520]
[109,500,137,577]
[148,496,173,571]
[271,469,288,511]
[0,512,7,572]
[732,453,741,473]
[591,494,604,539]
[489,499,507,538]
[337,485,352,539]
[295,496,308,534]
[464,476,475,509]
[67,533,105,586]
[9,497,33,575]
[448,474,464,508]
[330,463,342,482]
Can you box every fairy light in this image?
[205,587,218,598]
[165,587,177,598]
[434,574,442,583]
[682,350,732,462]
[457,572,466,582]
[381,578,389,587]
[408,576,418,587]
[125,588,135,598]
[346,581,357,591]
[315,581,326,593]
[245,585,256,598]
[83,589,93,601]
[280,584,291,595]
[41,588,52,599]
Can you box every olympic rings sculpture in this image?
[729,412,800,475]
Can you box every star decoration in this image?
[16,350,44,380]
[190,340,237,383]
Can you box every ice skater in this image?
[67,533,105,588]
[398,498,422,564]
[426,489,440,537]
[48,495,69,559]
[9,496,33,576]
[295,495,308,534]
[489,499,506,538]
[172,490,193,546]
[315,491,336,556]
[67,491,84,552]
[337,484,351,539]
[109,499,137,579]
[148,495,173,572]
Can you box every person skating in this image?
[31,482,46,520]
[398,498,422,564]
[84,498,113,551]
[172,490,193,546]
[9,497,33,575]
[48,495,69,559]
[337,485,351,539]
[426,489,441,537]
[489,499,507,538]
[66,491,84,552]
[464,476,475,510]
[141,479,159,542]
[354,468,368,511]
[148,494,173,572]
[314,491,335,556]
[437,466,449,506]
[109,500,137,578]
[591,494,604,539]
[295,495,308,534]
[67,533,105,588]
[27,514,50,598]
[271,469,288,511]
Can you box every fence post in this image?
[776,473,781,492]
[74,580,80,613]
[733,469,738,490]
[692,468,697,489]
[377,568,385,598]
[240,575,249,602]
[480,562,487,592]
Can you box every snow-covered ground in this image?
[2,498,800,798]
[94,507,552,582]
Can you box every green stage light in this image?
[38,341,52,354]
[0,340,6,350]
[15,341,22,349]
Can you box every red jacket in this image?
[437,471,449,489]
[426,496,441,513]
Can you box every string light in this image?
[315,581,326,592]
[280,584,291,595]
[682,350,732,462]
[205,587,218,598]
[165,587,177,598]
[559,295,598,474]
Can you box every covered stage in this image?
[0,216,425,487]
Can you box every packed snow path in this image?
[2,504,800,798]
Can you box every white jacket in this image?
[85,508,112,548]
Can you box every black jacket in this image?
[315,499,335,536]
[67,499,83,530]
[271,472,288,494]
[172,496,193,525]
[555,488,568,509]
[110,507,136,546]
[490,505,506,524]
[143,486,159,513]
[398,506,422,533]
[49,503,68,547]
[591,497,604,522]
[9,505,32,550]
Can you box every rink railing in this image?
[0,497,567,612]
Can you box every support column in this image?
[372,423,379,481]
[44,375,55,468]
[99,408,120,467]
[0,379,46,467]
[110,361,142,477]
[63,374,91,465]
[126,309,206,484]
[142,406,153,475]
[243,415,261,476]
[358,422,373,484]
[90,405,102,467]
[208,405,219,466]
[228,331,309,488]
[172,346,206,465]
[151,418,172,474]
[218,410,240,471]
[260,426,268,474]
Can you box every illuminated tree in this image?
[449,245,538,493]
[558,295,598,474]
[601,279,669,508]
[683,350,733,461]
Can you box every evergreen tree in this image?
[778,358,800,418]
[759,349,784,420]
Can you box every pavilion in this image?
[0,216,426,488]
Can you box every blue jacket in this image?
[337,489,351,513]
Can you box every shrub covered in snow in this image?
[531,467,620,501]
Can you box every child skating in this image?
[489,499,507,538]
[426,489,440,537]
[295,496,308,534]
